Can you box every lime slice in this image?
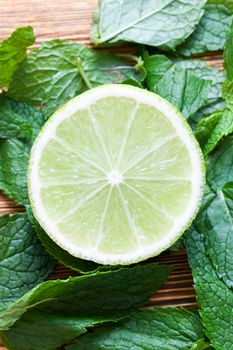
[29,85,204,265]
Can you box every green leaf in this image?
[174,59,225,106]
[185,193,233,350]
[0,27,35,88]
[224,19,233,80]
[143,54,224,121]
[208,0,233,11]
[186,136,233,288]
[0,139,30,206]
[194,269,233,350]
[178,5,232,57]
[143,52,173,91]
[0,96,46,140]
[185,228,233,350]
[195,108,233,155]
[66,308,204,350]
[155,65,211,118]
[0,213,54,314]
[1,263,171,350]
[7,40,144,113]
[206,135,233,189]
[91,0,207,50]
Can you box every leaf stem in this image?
[77,56,93,90]
[117,54,144,70]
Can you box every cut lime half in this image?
[28,84,204,265]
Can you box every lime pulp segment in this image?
[28,85,204,265]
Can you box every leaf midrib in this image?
[97,0,175,43]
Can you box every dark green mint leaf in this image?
[208,0,233,11]
[194,269,233,350]
[175,59,225,106]
[91,0,207,50]
[0,139,30,206]
[0,213,54,314]
[186,137,233,287]
[0,96,46,140]
[224,19,233,80]
[206,135,233,189]
[143,54,224,121]
[66,308,204,350]
[7,40,144,113]
[185,226,233,350]
[0,27,35,88]
[178,5,232,57]
[155,65,211,118]
[195,109,233,155]
[1,263,171,349]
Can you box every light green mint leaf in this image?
[178,5,232,57]
[0,27,35,88]
[66,308,204,350]
[155,65,211,118]
[224,19,233,80]
[0,213,54,314]
[0,96,46,140]
[195,109,233,155]
[91,0,207,50]
[7,40,145,113]
[1,263,171,350]
[0,138,30,206]
[143,52,173,90]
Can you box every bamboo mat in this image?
[0,0,223,348]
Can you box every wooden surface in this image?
[0,0,222,348]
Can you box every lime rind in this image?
[28,84,205,265]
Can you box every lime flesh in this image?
[29,85,204,265]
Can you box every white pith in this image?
[28,84,204,265]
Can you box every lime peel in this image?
[29,84,205,265]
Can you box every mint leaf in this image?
[206,135,233,189]
[194,269,233,350]
[66,308,204,350]
[1,263,171,349]
[143,54,224,120]
[0,213,54,314]
[155,65,211,118]
[208,0,233,10]
[143,53,173,90]
[0,96,46,140]
[7,40,144,113]
[91,0,207,50]
[224,19,233,80]
[0,139,30,206]
[175,59,225,107]
[185,225,233,350]
[195,109,233,155]
[0,27,35,88]
[187,137,233,287]
[178,5,232,56]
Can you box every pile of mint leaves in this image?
[1,0,233,349]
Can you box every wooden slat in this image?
[0,0,223,348]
